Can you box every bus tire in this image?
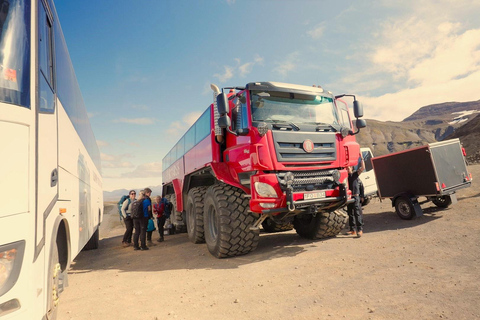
[170,194,187,233]
[261,218,294,233]
[203,183,259,258]
[83,227,99,251]
[186,186,208,244]
[293,210,347,239]
[46,240,60,320]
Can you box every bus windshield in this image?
[0,0,30,108]
[250,90,339,126]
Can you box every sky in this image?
[54,0,480,192]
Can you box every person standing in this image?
[133,188,152,251]
[346,156,365,237]
[153,196,168,242]
[121,190,136,247]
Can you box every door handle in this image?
[51,168,58,187]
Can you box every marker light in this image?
[260,203,276,209]
[254,182,277,198]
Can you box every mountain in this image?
[103,185,163,202]
[356,99,480,160]
[446,113,480,163]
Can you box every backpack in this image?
[117,195,129,220]
[130,199,144,219]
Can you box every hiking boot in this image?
[133,247,140,251]
[346,230,357,236]
[357,230,363,238]
[140,246,149,251]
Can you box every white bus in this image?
[0,0,103,319]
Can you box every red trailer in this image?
[162,82,366,258]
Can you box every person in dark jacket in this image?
[346,157,365,237]
[133,188,152,250]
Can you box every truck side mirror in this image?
[218,115,231,129]
[356,119,367,129]
[217,93,228,115]
[353,100,363,118]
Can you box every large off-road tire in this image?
[431,195,452,208]
[82,228,99,251]
[261,218,294,233]
[186,186,208,244]
[395,196,416,220]
[293,210,347,239]
[203,184,259,258]
[169,194,187,233]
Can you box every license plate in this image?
[304,192,326,200]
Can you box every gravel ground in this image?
[58,164,480,320]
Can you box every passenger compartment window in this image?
[38,0,55,112]
[0,0,30,108]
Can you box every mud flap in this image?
[411,198,423,218]
[449,194,458,205]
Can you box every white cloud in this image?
[166,111,202,136]
[274,52,300,78]
[334,1,480,121]
[307,24,325,39]
[113,118,155,125]
[101,153,135,169]
[214,66,234,83]
[121,162,163,178]
[97,140,109,148]
[214,55,264,82]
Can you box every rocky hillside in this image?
[356,99,480,161]
[447,113,480,164]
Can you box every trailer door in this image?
[430,140,469,190]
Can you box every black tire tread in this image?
[294,210,347,239]
[187,186,208,244]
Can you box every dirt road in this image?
[59,165,480,320]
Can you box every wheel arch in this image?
[50,216,71,272]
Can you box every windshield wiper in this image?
[265,119,300,131]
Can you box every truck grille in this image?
[277,170,337,192]
[272,131,337,162]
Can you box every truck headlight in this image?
[254,182,277,198]
[0,241,25,296]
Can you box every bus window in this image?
[0,0,30,108]
[38,1,54,112]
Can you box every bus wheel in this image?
[186,186,208,244]
[46,241,61,320]
[293,210,347,239]
[261,218,293,233]
[83,228,99,251]
[203,183,259,258]
[170,195,187,233]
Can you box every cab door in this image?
[35,0,57,254]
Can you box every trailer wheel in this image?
[203,184,259,258]
[395,196,416,220]
[431,196,452,208]
[293,210,347,239]
[186,187,208,244]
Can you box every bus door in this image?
[35,0,57,256]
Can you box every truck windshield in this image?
[250,90,339,126]
[0,0,30,108]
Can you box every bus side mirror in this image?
[356,119,367,129]
[217,93,228,115]
[353,100,363,118]
[218,115,231,129]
